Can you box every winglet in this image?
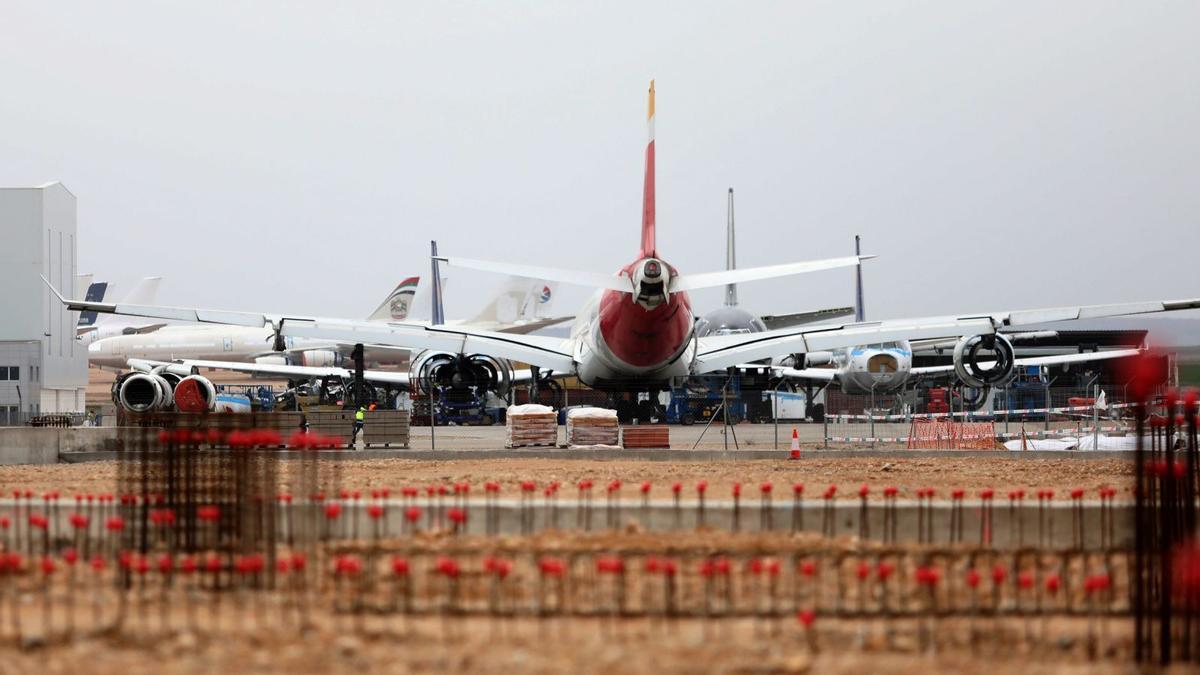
[725,187,737,307]
[853,235,865,322]
[430,240,446,326]
[640,80,656,258]
[42,275,69,304]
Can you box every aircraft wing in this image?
[496,316,575,335]
[45,279,576,372]
[43,277,1197,376]
[910,348,1144,376]
[760,307,856,330]
[133,358,412,386]
[693,298,1200,373]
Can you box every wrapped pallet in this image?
[505,403,558,448]
[566,407,620,449]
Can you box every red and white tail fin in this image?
[640,80,656,258]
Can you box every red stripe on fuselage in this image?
[597,261,691,369]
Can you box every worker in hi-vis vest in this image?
[352,405,365,445]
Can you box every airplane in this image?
[96,273,569,413]
[769,235,1147,401]
[77,276,165,345]
[46,81,1200,406]
[88,274,567,373]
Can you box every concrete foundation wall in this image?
[0,427,119,464]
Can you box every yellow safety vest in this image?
[355,409,365,421]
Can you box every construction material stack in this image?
[565,407,620,448]
[505,403,558,448]
[622,425,670,449]
[362,409,411,448]
[305,410,356,447]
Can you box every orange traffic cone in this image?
[789,427,801,460]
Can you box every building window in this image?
[7,367,17,381]
[0,367,7,381]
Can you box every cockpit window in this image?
[714,328,752,336]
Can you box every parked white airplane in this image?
[48,82,1200,399]
[769,235,1147,396]
[77,277,164,345]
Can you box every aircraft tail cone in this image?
[788,427,801,460]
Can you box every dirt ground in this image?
[0,457,1133,501]
[0,612,1140,675]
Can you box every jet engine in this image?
[174,375,218,412]
[952,333,1016,389]
[409,351,512,397]
[299,350,343,368]
[115,372,175,413]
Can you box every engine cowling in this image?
[175,375,218,412]
[255,355,288,366]
[799,351,834,367]
[409,351,512,396]
[116,372,174,413]
[299,349,343,368]
[953,333,1016,388]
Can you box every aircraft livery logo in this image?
[539,285,552,303]
[389,277,419,321]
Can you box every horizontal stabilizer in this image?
[438,257,631,293]
[672,255,873,292]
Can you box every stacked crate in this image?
[363,410,410,448]
[505,404,558,448]
[621,425,670,449]
[306,410,356,448]
[566,407,619,448]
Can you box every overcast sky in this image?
[2,2,1197,328]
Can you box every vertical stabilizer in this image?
[724,188,737,307]
[75,274,94,300]
[467,279,558,326]
[854,235,865,322]
[98,277,160,324]
[365,277,420,321]
[640,80,657,258]
[76,275,108,328]
[430,240,445,326]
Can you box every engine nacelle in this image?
[255,355,288,366]
[174,375,218,413]
[117,372,174,413]
[953,333,1016,389]
[409,351,512,396]
[299,349,343,368]
[801,351,834,367]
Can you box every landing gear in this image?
[609,392,666,424]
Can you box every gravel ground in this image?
[0,457,1132,501]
